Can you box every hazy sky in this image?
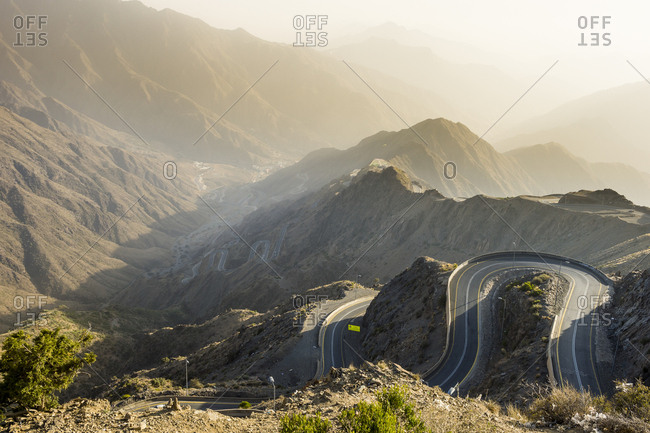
[138,0,650,96]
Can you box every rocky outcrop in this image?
[361,257,452,372]
[608,269,650,382]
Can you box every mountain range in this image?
[0,0,648,329]
[116,161,650,322]
[2,2,650,424]
[254,118,650,206]
[0,104,204,329]
[496,81,650,173]
[0,0,458,166]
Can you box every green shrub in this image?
[531,274,551,286]
[339,385,427,433]
[530,287,544,297]
[0,328,96,410]
[151,377,167,388]
[339,400,398,433]
[239,400,252,409]
[519,281,536,295]
[280,412,331,433]
[612,380,650,422]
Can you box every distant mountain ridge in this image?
[496,81,650,173]
[253,118,650,206]
[506,142,650,206]
[117,163,650,320]
[0,0,456,166]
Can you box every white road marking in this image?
[330,303,369,368]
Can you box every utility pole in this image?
[269,376,276,412]
[185,360,189,396]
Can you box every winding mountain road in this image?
[317,252,612,396]
[315,297,374,379]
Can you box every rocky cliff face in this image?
[608,269,650,383]
[361,257,452,372]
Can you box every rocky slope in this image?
[119,164,650,320]
[0,106,207,329]
[1,362,539,433]
[47,281,361,400]
[607,269,650,384]
[361,257,452,372]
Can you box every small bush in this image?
[530,287,544,297]
[189,378,203,388]
[530,274,551,286]
[505,403,526,422]
[339,385,427,433]
[239,400,251,409]
[612,380,650,422]
[339,400,399,433]
[528,386,593,424]
[528,383,650,432]
[150,377,167,388]
[518,281,541,296]
[483,399,500,414]
[280,412,331,433]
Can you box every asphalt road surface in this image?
[316,253,611,396]
[424,252,610,395]
[316,297,373,378]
